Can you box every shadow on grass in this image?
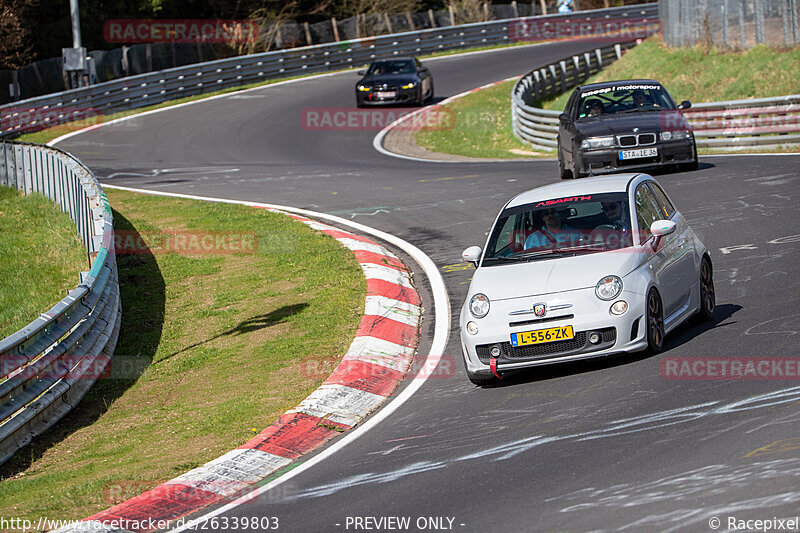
[159,303,309,364]
[0,209,165,478]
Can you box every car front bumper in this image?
[356,87,419,105]
[578,139,696,174]
[459,287,648,377]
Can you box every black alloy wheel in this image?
[646,288,665,354]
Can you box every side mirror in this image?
[559,112,572,123]
[357,70,366,76]
[462,246,482,268]
[678,100,691,110]
[419,66,428,72]
[650,219,676,249]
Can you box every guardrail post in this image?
[595,48,603,67]
[558,60,567,93]
[548,64,558,98]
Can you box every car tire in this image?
[680,143,699,171]
[571,145,585,178]
[695,256,715,322]
[646,288,665,354]
[558,150,573,179]
[467,370,498,386]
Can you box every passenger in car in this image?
[599,201,627,228]
[524,208,584,249]
[587,99,604,116]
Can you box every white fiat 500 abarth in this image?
[460,173,714,385]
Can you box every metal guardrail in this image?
[0,4,658,137]
[511,42,636,150]
[0,141,120,465]
[511,47,800,151]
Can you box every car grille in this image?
[617,133,656,147]
[374,84,398,91]
[476,328,616,364]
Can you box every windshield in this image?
[482,193,633,266]
[367,60,415,75]
[577,83,676,119]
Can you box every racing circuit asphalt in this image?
[57,40,800,532]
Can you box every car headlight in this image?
[581,136,615,150]
[401,82,415,89]
[595,275,623,300]
[469,293,490,318]
[357,85,371,92]
[660,130,692,141]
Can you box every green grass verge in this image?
[542,37,800,111]
[416,37,800,158]
[0,188,365,520]
[0,186,88,338]
[415,80,537,159]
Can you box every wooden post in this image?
[406,12,415,30]
[512,1,519,18]
[355,13,360,39]
[484,2,490,21]
[539,0,547,16]
[384,13,393,34]
[428,9,436,28]
[331,17,340,41]
[449,6,455,26]
[304,22,312,45]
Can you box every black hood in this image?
[576,110,689,137]
[359,73,419,86]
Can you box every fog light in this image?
[589,332,601,344]
[610,300,628,316]
[466,321,479,335]
[490,345,501,357]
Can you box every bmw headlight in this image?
[581,136,615,150]
[595,275,623,300]
[469,293,490,318]
[357,85,371,92]
[401,82,415,89]
[660,130,692,141]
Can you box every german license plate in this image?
[375,91,396,99]
[619,148,658,160]
[511,325,575,347]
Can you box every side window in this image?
[565,91,578,117]
[648,183,676,219]
[635,184,662,244]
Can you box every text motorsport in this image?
[341,516,461,531]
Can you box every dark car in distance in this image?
[355,57,434,107]
[557,80,698,179]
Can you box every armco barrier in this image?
[511,41,637,150]
[512,47,800,151]
[0,4,658,137]
[0,141,120,465]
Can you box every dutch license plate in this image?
[375,91,396,99]
[511,325,575,347]
[619,148,658,160]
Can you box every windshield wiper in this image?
[486,250,556,263]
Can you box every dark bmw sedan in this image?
[355,57,434,107]
[557,80,697,179]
